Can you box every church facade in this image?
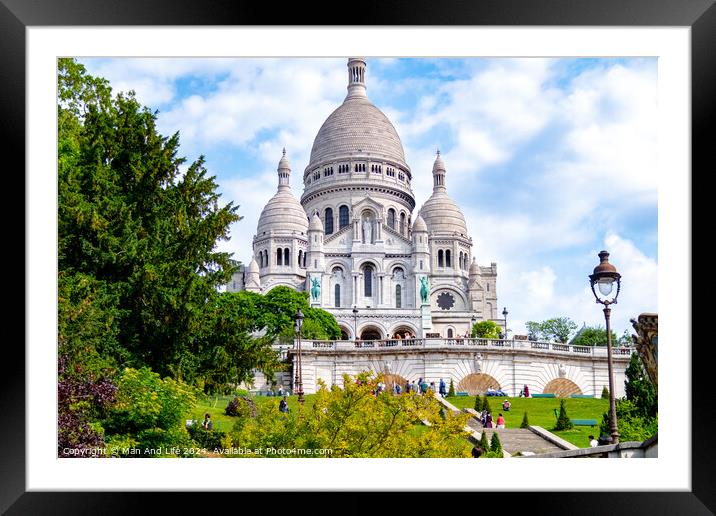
[229,58,500,340]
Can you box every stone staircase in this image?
[437,396,568,456]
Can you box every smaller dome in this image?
[433,150,446,173]
[309,212,324,232]
[255,151,309,237]
[413,214,428,233]
[469,257,480,275]
[248,257,259,274]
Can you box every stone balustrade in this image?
[290,338,634,357]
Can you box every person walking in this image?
[496,413,505,429]
[439,378,447,397]
[485,412,493,428]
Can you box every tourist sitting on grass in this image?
[486,386,496,396]
[502,400,511,412]
[279,396,289,413]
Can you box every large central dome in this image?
[308,97,408,169]
[306,57,408,172]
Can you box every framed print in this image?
[6,0,713,513]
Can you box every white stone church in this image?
[228,57,500,341]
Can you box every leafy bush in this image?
[601,386,610,399]
[103,367,198,454]
[187,424,226,450]
[479,431,490,452]
[554,400,573,431]
[225,395,258,418]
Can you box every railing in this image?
[287,339,635,357]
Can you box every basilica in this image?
[228,58,499,340]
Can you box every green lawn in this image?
[189,393,318,432]
[445,395,608,448]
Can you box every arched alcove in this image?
[360,326,383,340]
[543,378,582,397]
[457,373,501,396]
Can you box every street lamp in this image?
[502,307,509,339]
[589,250,621,444]
[470,315,476,338]
[353,306,359,342]
[294,308,305,405]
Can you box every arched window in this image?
[264,250,268,268]
[303,252,307,268]
[400,212,406,235]
[284,248,290,266]
[395,284,402,308]
[298,250,303,267]
[447,328,454,338]
[387,208,396,230]
[459,252,463,270]
[363,265,373,297]
[335,284,341,307]
[438,250,444,267]
[324,207,334,235]
[446,250,451,268]
[339,205,349,229]
[277,249,282,266]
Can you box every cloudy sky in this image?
[77,56,658,338]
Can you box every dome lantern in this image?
[346,57,367,100]
[277,147,291,190]
[432,149,447,191]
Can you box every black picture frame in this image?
[4,0,712,513]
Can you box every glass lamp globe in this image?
[598,278,615,297]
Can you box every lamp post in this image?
[502,307,509,340]
[589,250,621,444]
[294,308,305,405]
[470,315,476,338]
[353,306,359,342]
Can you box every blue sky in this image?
[78,57,658,337]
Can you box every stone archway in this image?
[360,326,383,340]
[391,325,417,339]
[543,378,582,397]
[457,373,501,396]
[338,326,350,340]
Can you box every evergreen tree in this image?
[474,396,482,412]
[58,58,242,381]
[601,386,610,399]
[448,379,455,396]
[482,396,492,415]
[520,411,530,429]
[554,399,573,430]
[479,430,490,452]
[490,431,502,455]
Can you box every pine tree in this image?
[490,431,502,455]
[482,396,492,415]
[474,395,482,412]
[520,411,530,429]
[554,399,574,430]
[479,430,490,452]
[448,379,455,396]
[601,386,610,399]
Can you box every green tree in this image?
[540,317,578,343]
[471,321,501,339]
[490,431,502,455]
[230,372,472,458]
[554,400,573,431]
[601,386,610,399]
[525,321,542,341]
[624,353,657,419]
[58,58,241,380]
[479,430,490,452]
[448,379,455,396]
[570,326,619,346]
[197,291,284,394]
[520,411,530,429]
[261,286,341,342]
[482,396,492,415]
[474,396,482,412]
